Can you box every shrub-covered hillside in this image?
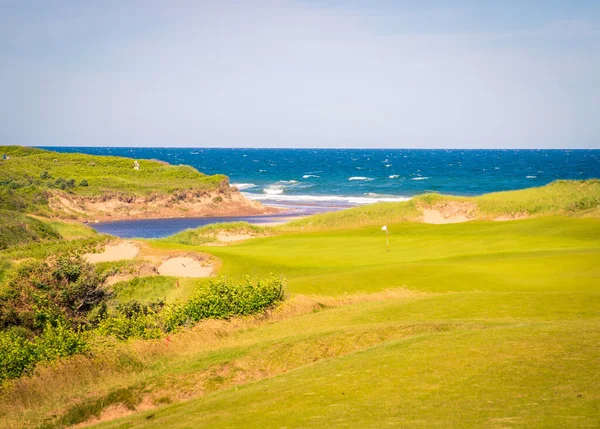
[0,146,229,215]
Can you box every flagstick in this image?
[386,229,389,250]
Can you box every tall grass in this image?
[162,222,272,246]
[0,210,60,250]
[282,180,600,231]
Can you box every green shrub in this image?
[96,313,163,341]
[0,322,87,383]
[79,179,88,187]
[165,276,286,330]
[95,301,165,341]
[0,255,110,333]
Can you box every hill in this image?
[0,146,273,221]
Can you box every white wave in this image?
[232,183,257,190]
[385,164,392,167]
[263,185,284,195]
[389,175,400,179]
[411,176,429,181]
[243,193,410,205]
[526,175,536,179]
[280,180,298,184]
[348,176,373,181]
[302,174,320,178]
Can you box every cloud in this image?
[0,0,598,147]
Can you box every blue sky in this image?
[1,1,599,148]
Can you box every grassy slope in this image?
[1,216,592,429]
[281,179,600,231]
[0,146,227,213]
[1,182,599,428]
[0,210,60,250]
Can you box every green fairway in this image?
[89,294,600,429]
[71,215,599,429]
[199,217,600,295]
[2,214,599,429]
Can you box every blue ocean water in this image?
[47,148,600,207]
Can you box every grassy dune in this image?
[282,179,600,231]
[0,146,227,214]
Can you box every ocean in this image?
[45,147,600,237]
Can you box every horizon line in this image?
[30,145,600,151]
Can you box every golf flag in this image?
[382,225,389,249]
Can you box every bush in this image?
[0,256,110,333]
[96,301,165,341]
[165,276,286,330]
[0,322,87,383]
[79,179,89,187]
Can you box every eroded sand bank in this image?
[84,242,140,263]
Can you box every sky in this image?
[1,0,599,149]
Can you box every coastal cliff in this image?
[0,146,276,221]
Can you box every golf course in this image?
[0,148,599,428]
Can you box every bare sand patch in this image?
[158,257,213,278]
[420,201,476,224]
[422,209,470,224]
[494,213,529,221]
[216,233,255,243]
[84,242,140,263]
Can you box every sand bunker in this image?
[84,242,140,263]
[216,233,255,243]
[422,209,470,224]
[157,257,213,278]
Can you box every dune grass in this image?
[0,210,60,250]
[281,179,600,231]
[1,214,598,428]
[161,222,273,246]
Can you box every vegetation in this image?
[161,222,272,246]
[0,177,599,428]
[0,145,229,216]
[282,179,600,231]
[0,210,60,250]
[0,247,286,384]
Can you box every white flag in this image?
[381,225,387,231]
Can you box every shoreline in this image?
[88,205,325,238]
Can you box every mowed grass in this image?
[68,216,600,429]
[197,216,600,295]
[87,293,600,429]
[2,216,598,428]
